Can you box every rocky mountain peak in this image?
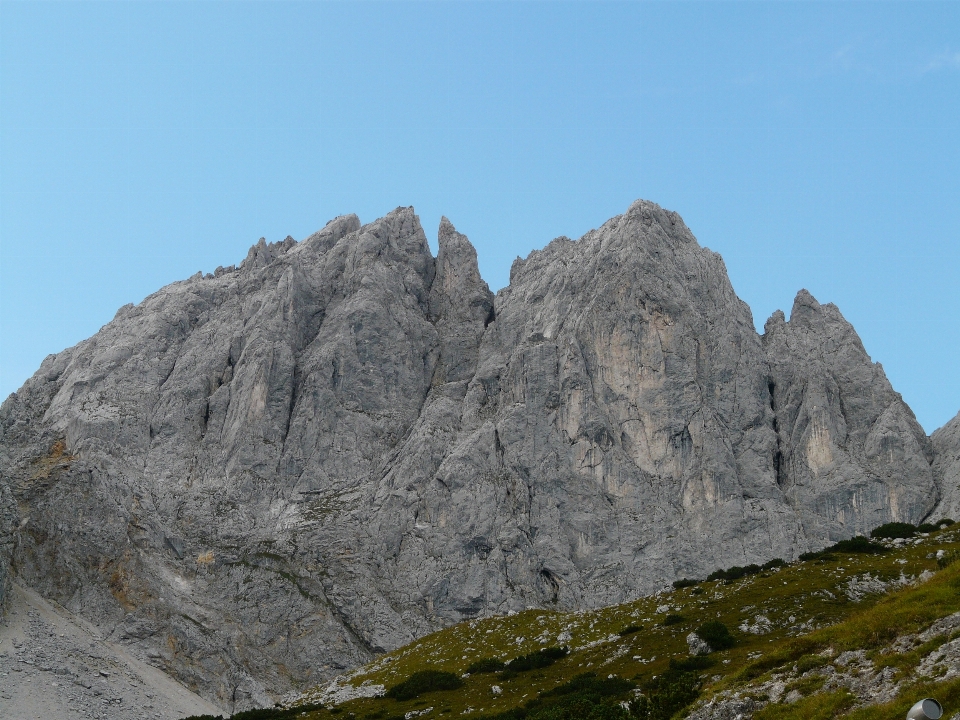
[623,198,695,241]
[430,218,494,384]
[0,199,951,711]
[432,216,491,321]
[242,234,298,272]
[763,289,935,540]
[301,213,361,255]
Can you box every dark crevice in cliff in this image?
[158,356,178,390]
[769,381,785,488]
[200,400,210,437]
[280,372,297,451]
[837,388,851,448]
[539,567,561,604]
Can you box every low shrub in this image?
[629,658,704,719]
[234,709,303,720]
[917,523,938,533]
[938,518,955,527]
[802,536,886,561]
[385,669,463,701]
[662,613,685,626]
[670,655,715,672]
[182,703,328,720]
[499,646,569,679]
[479,672,636,719]
[708,564,760,582]
[695,620,735,650]
[509,646,568,670]
[618,624,643,636]
[672,578,699,589]
[828,536,886,554]
[870,522,917,539]
[704,558,785,584]
[938,550,959,570]
[541,672,636,699]
[232,710,279,720]
[467,657,506,674]
[707,560,786,583]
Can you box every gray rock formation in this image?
[763,290,938,540]
[687,632,711,656]
[0,479,13,618]
[931,412,960,521]
[0,200,947,709]
[0,582,225,719]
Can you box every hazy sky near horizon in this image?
[1,1,958,433]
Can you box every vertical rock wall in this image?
[931,412,960,521]
[763,291,938,540]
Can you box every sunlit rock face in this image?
[0,200,943,710]
[762,290,937,541]
[932,412,960,522]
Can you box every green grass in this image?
[179,526,960,720]
[753,688,857,720]
[843,676,960,720]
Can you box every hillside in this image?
[0,582,223,719]
[187,521,960,720]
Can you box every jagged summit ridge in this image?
[763,289,936,540]
[0,200,946,711]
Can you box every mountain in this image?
[0,200,948,711]
[279,523,960,720]
[932,411,960,522]
[763,290,937,538]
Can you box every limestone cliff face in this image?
[390,201,806,625]
[0,200,947,710]
[762,291,938,540]
[931,412,960,522]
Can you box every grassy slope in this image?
[187,527,960,720]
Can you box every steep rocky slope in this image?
[279,524,960,720]
[932,412,960,521]
[0,582,225,719]
[0,200,947,710]
[763,291,937,540]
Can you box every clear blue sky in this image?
[1,1,958,433]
